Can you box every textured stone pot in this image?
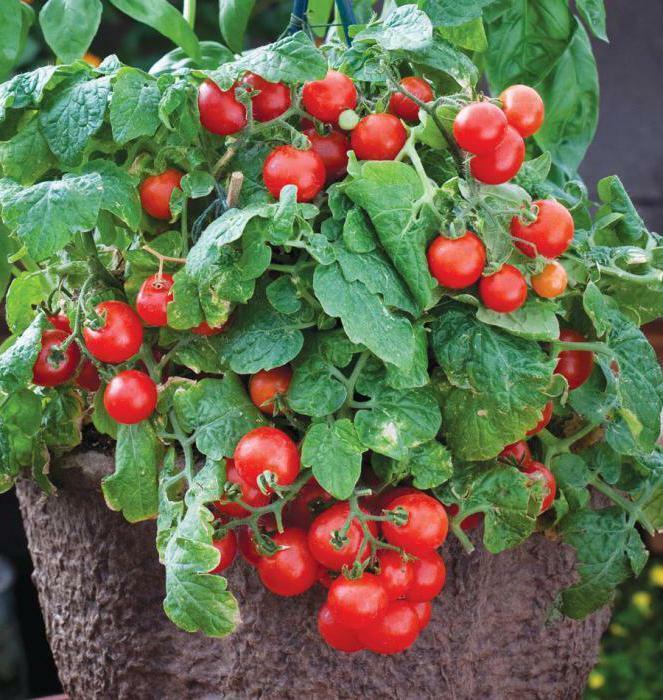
[16,449,610,700]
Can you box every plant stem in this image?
[588,474,655,535]
[171,411,195,485]
[451,519,475,554]
[183,0,196,28]
[550,340,613,357]
[80,231,121,289]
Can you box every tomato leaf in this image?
[39,0,102,64]
[475,297,560,341]
[79,160,141,230]
[43,388,84,453]
[5,272,51,334]
[218,0,256,54]
[109,67,161,144]
[576,0,608,42]
[0,113,55,185]
[0,314,47,394]
[0,0,27,80]
[406,440,453,490]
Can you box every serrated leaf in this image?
[110,67,161,144]
[406,441,453,489]
[79,160,141,230]
[0,112,55,185]
[0,314,46,393]
[5,272,50,334]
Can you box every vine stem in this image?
[171,411,195,485]
[183,0,196,28]
[549,340,613,357]
[588,475,655,535]
[142,245,187,265]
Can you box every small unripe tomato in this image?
[531,261,568,298]
[262,145,326,202]
[139,169,183,221]
[198,79,247,135]
[500,84,545,138]
[103,370,158,425]
[135,273,174,327]
[389,77,434,122]
[427,231,486,289]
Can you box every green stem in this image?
[171,411,195,485]
[588,474,655,535]
[80,231,121,289]
[451,518,475,554]
[180,199,189,255]
[183,0,196,27]
[550,340,613,357]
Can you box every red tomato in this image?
[523,461,557,513]
[302,70,357,124]
[389,77,434,122]
[531,261,568,298]
[233,426,300,488]
[263,145,326,203]
[500,84,545,138]
[427,231,486,289]
[470,125,525,184]
[351,113,407,161]
[499,440,533,468]
[412,601,432,631]
[327,573,389,630]
[511,199,575,259]
[445,504,483,532]
[48,314,72,333]
[555,329,594,390]
[210,531,237,574]
[33,330,80,387]
[303,128,350,183]
[317,567,335,589]
[76,360,101,392]
[136,273,174,327]
[191,320,225,336]
[406,550,447,603]
[215,459,270,518]
[382,493,448,554]
[248,366,292,415]
[83,301,143,364]
[356,601,420,654]
[103,370,158,424]
[198,79,247,135]
[237,526,262,566]
[526,401,553,436]
[479,264,527,313]
[284,477,332,530]
[375,550,414,601]
[139,169,183,221]
[257,528,318,596]
[242,72,291,122]
[317,603,364,652]
[453,102,508,155]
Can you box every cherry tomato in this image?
[531,261,568,298]
[83,301,144,364]
[303,128,350,183]
[33,330,80,387]
[242,72,291,122]
[237,526,262,566]
[412,601,432,631]
[302,70,357,124]
[257,528,318,596]
[48,314,72,333]
[382,493,448,554]
[406,550,446,603]
[375,550,414,601]
[215,459,270,518]
[499,440,533,468]
[511,199,575,259]
[389,77,434,122]
[139,169,183,221]
[198,79,247,135]
[479,264,527,313]
[317,567,335,589]
[76,360,101,392]
[327,573,389,630]
[523,461,557,513]
[210,531,237,574]
[136,273,174,327]
[445,504,483,531]
[427,231,486,289]
[191,320,225,336]
[103,370,157,424]
[526,401,553,436]
[555,329,594,390]
[351,113,407,161]
[500,84,545,138]
[470,125,525,184]
[263,145,326,203]
[233,426,300,488]
[284,477,332,530]
[317,604,364,653]
[356,601,420,654]
[453,102,508,155]
[249,366,292,415]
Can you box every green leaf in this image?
[302,419,365,499]
[551,453,590,511]
[436,18,487,51]
[355,5,433,51]
[40,0,102,64]
[596,175,647,243]
[0,0,26,79]
[419,0,495,26]
[0,113,55,185]
[475,298,560,341]
[5,272,50,334]
[384,320,430,390]
[150,41,234,76]
[582,281,612,337]
[576,0,607,41]
[110,67,161,144]
[0,314,46,394]
[266,276,302,315]
[0,65,58,120]
[403,31,479,86]
[43,388,84,453]
[219,0,256,54]
[80,160,141,230]
[102,422,161,523]
[406,441,453,489]
[167,269,204,330]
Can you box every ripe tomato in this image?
[453,102,508,155]
[407,550,446,603]
[511,199,575,259]
[76,360,101,392]
[445,503,483,531]
[136,273,174,327]
[375,550,414,601]
[215,459,270,518]
[351,113,407,161]
[248,365,292,415]
[357,601,420,655]
[412,601,432,631]
[191,320,225,336]
[139,169,183,221]
[555,329,594,390]
[33,330,80,387]
[48,314,72,333]
[302,70,357,124]
[499,440,533,468]
[103,370,158,424]
[526,401,553,436]
[531,261,568,298]
[478,264,527,313]
[327,573,389,629]
[284,477,332,530]
[382,493,448,554]
[257,528,318,596]
[500,84,545,138]
[210,531,237,574]
[389,77,434,122]
[523,461,557,513]
[317,604,364,653]
[427,230,486,289]
[233,426,300,488]
[303,128,350,183]
[83,301,143,364]
[317,567,335,589]
[262,145,326,203]
[198,79,247,135]
[470,125,525,184]
[237,526,262,566]
[241,72,291,122]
